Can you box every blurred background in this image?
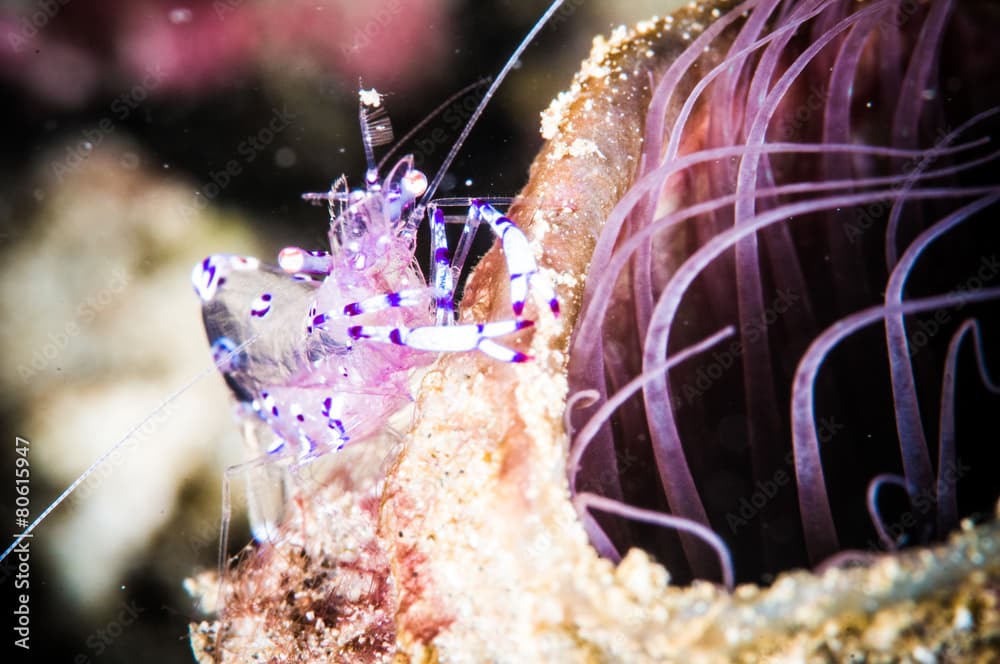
[0,0,679,661]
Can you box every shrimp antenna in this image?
[0,337,260,564]
[377,78,492,171]
[418,0,566,207]
[359,85,395,184]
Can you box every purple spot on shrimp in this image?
[329,419,347,443]
[436,296,454,311]
[344,302,363,316]
[271,406,279,417]
[387,292,402,307]
[347,326,366,339]
[251,292,273,318]
[435,247,450,264]
[513,300,525,316]
[515,319,534,330]
[511,352,529,363]
[210,336,235,360]
[388,328,404,345]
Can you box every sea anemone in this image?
[567,0,1000,586]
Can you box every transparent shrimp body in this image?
[274,156,437,454]
[191,93,557,542]
[191,153,426,536]
[0,0,569,571]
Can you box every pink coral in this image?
[0,0,448,106]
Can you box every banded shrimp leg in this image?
[331,197,561,363]
[428,196,561,321]
[217,387,403,574]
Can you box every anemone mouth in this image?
[567,0,1000,587]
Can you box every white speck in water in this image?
[922,88,937,101]
[169,8,193,24]
[464,178,473,187]
[275,147,297,168]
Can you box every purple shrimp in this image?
[0,0,568,577]
[191,90,558,541]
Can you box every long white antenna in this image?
[377,78,491,170]
[0,339,258,564]
[419,0,567,206]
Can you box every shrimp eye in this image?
[402,170,428,198]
